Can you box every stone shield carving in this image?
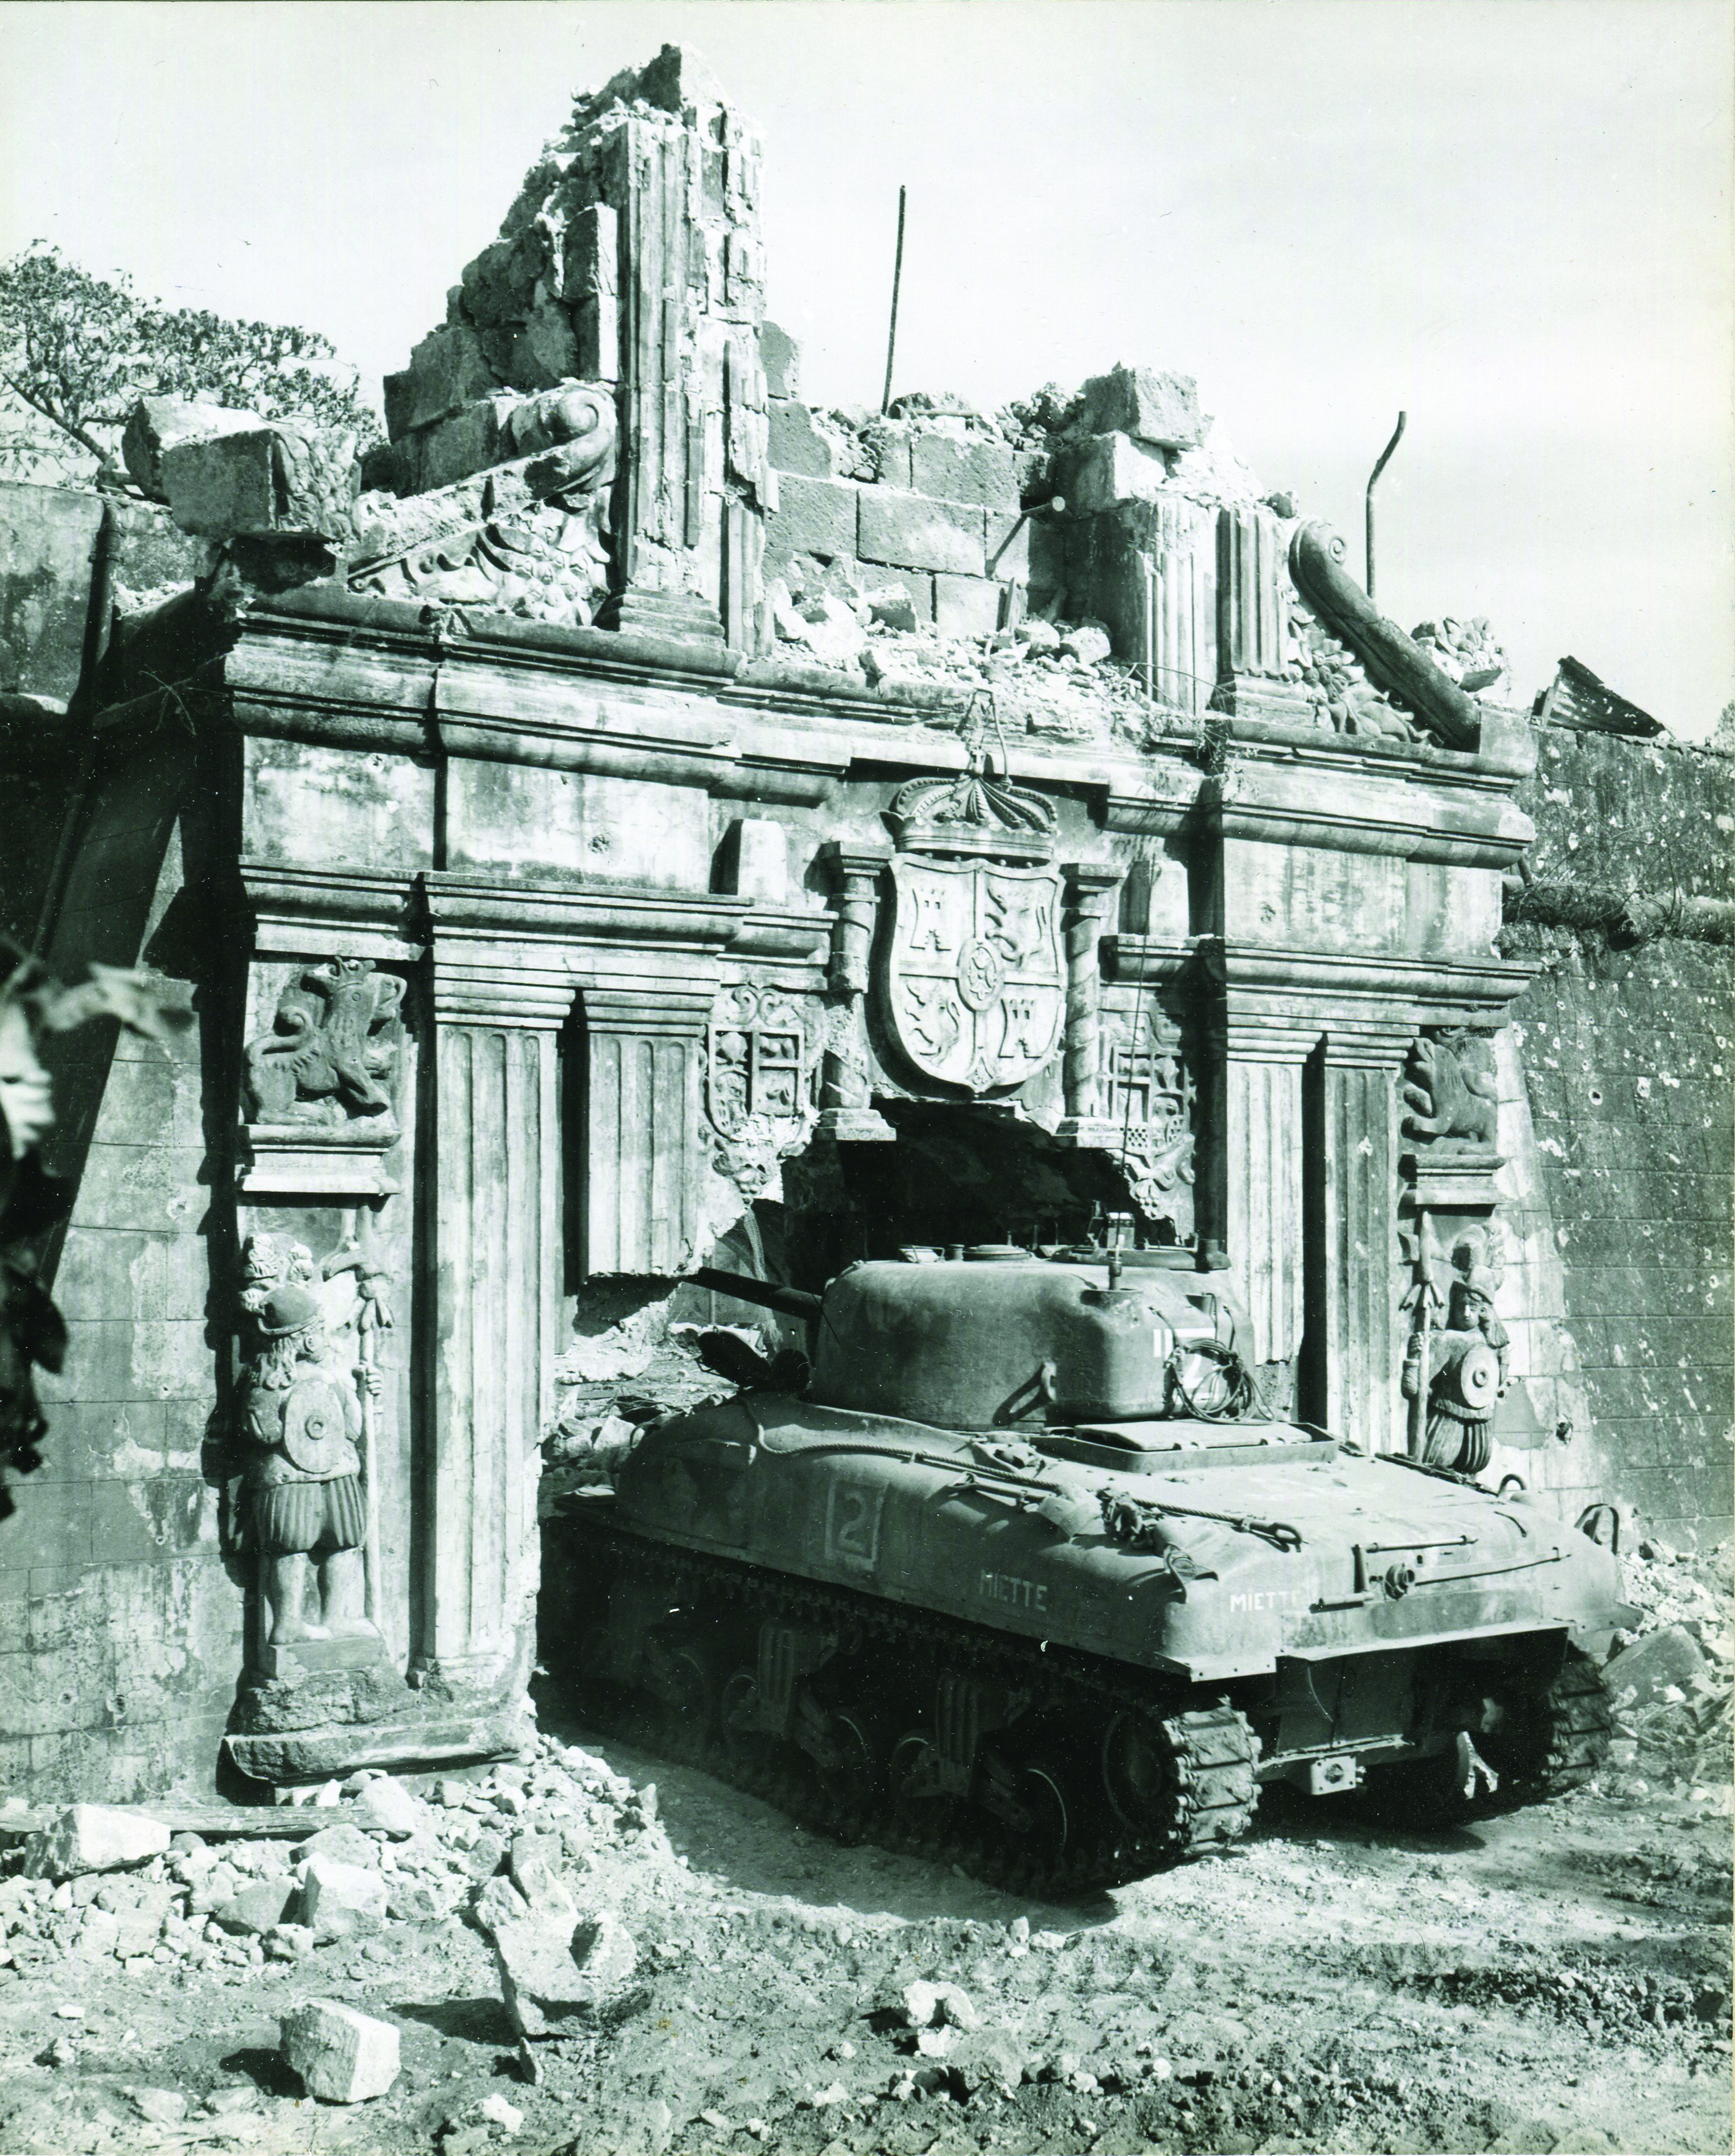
[706,987,807,1141]
[884,858,1064,1093]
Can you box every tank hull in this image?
[607,1392,1630,1683]
[544,1383,1627,1886]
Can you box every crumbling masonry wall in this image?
[1496,725,1733,1548]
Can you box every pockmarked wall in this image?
[1492,725,1733,1549]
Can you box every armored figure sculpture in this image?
[1401,1262,1510,1475]
[235,1235,380,1648]
[244,959,404,1126]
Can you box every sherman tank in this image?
[546,1242,1629,1893]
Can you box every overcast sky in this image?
[3,0,1729,734]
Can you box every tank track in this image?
[1485,1643,1613,1806]
[1364,1642,1614,1825]
[555,1510,1259,1898]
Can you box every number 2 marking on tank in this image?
[825,1482,886,1574]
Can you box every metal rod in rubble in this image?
[1365,410,1407,603]
[881,186,907,415]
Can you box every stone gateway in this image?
[0,43,1725,1809]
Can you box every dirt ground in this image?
[0,1695,1728,2156]
[0,1536,1729,2156]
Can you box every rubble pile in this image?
[0,1747,668,1997]
[1600,1539,1734,1803]
[0,1692,1727,2153]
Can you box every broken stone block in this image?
[157,422,354,539]
[296,1824,379,1869]
[474,1873,532,1935]
[264,1923,315,1961]
[899,1979,980,2033]
[792,594,867,668]
[351,1775,424,1839]
[1058,621,1113,666]
[122,397,266,499]
[298,1857,389,1943]
[768,400,840,480]
[508,1834,580,1920]
[1065,431,1169,515]
[508,299,580,394]
[1080,365,1203,451]
[129,2088,188,2125]
[385,323,500,438]
[447,2092,525,2142]
[865,585,919,632]
[402,399,506,493]
[858,489,985,578]
[910,433,1020,511]
[280,1999,401,2104]
[948,2026,1030,2095]
[73,1908,121,1959]
[933,573,1003,641]
[386,1879,456,1924]
[764,474,858,561]
[23,1805,172,1882]
[1606,1624,1707,1709]
[760,322,800,401]
[212,1878,299,1937]
[492,1911,638,2039]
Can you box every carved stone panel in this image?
[883,857,1065,1093]
[241,959,406,1198]
[704,984,816,1198]
[1097,1013,1197,1242]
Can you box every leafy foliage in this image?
[0,245,380,483]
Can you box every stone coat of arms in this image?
[885,857,1064,1092]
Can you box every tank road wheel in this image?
[643,1629,720,1760]
[1100,1704,1259,1862]
[978,1745,1071,1863]
[887,1733,955,1842]
[808,1703,886,1829]
[720,1667,780,1782]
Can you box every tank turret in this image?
[548,1249,1633,1894]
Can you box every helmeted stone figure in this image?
[236,1262,380,1647]
[1401,1262,1511,1476]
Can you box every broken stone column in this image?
[380,44,772,647]
[1215,504,1311,721]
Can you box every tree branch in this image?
[0,371,109,461]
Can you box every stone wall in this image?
[760,364,1040,641]
[2,718,235,1802]
[0,480,206,945]
[1493,723,1734,1548]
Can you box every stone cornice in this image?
[219,593,1536,886]
[418,874,831,1026]
[240,863,424,963]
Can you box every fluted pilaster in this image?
[1311,1047,1405,1453]
[581,986,716,1272]
[424,1021,557,1690]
